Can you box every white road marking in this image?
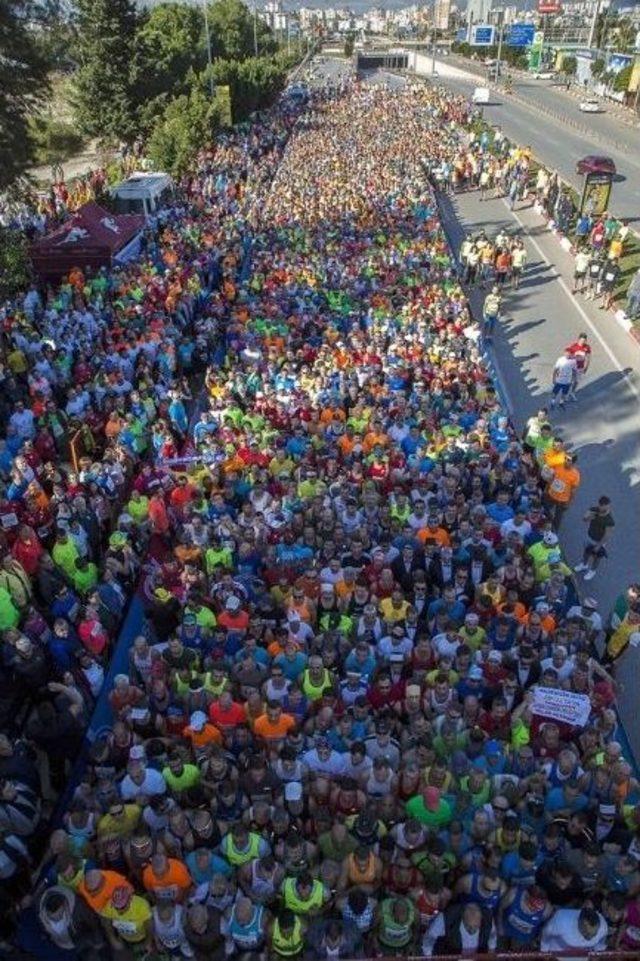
[504,200,640,402]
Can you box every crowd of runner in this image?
[1,76,640,960]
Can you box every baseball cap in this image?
[225,596,240,612]
[468,666,483,680]
[543,532,559,546]
[487,650,502,663]
[583,597,598,610]
[129,745,145,762]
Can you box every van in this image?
[110,172,174,219]
[472,86,490,105]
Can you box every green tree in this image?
[344,33,355,58]
[0,1,50,189]
[613,63,633,93]
[73,0,139,143]
[206,0,276,61]
[147,84,221,178]
[0,227,33,300]
[612,16,636,52]
[591,57,606,80]
[561,55,577,77]
[134,3,205,105]
[201,55,288,123]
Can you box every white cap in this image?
[190,711,208,731]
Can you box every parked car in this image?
[532,70,555,80]
[579,98,604,113]
[575,155,616,177]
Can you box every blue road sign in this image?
[506,23,535,47]
[456,28,467,42]
[471,25,495,46]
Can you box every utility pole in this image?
[496,11,504,80]
[254,2,259,56]
[431,26,437,74]
[203,0,215,99]
[588,0,601,49]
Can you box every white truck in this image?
[472,86,491,105]
[110,172,174,219]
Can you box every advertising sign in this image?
[470,24,495,46]
[538,0,561,12]
[580,172,613,217]
[506,23,535,47]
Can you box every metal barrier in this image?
[346,953,633,961]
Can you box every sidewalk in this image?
[438,184,640,759]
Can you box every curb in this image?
[528,210,640,349]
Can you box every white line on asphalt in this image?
[504,200,640,403]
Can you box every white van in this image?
[110,172,174,219]
[472,86,490,105]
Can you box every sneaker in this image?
[569,393,577,402]
[583,569,596,580]
[574,563,588,573]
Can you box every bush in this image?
[0,226,33,301]
[147,85,222,178]
[29,115,84,167]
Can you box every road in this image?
[431,57,640,220]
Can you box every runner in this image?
[550,350,577,409]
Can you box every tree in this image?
[73,0,139,143]
[591,57,606,80]
[206,0,276,62]
[201,55,289,123]
[561,56,577,77]
[0,1,50,189]
[147,85,220,178]
[612,16,636,53]
[134,3,205,105]
[613,63,633,93]
[344,32,355,58]
[0,227,33,300]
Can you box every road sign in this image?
[470,25,495,46]
[456,28,467,42]
[506,24,535,47]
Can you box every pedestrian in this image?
[572,249,590,295]
[511,239,527,289]
[564,333,591,400]
[482,286,502,343]
[625,266,640,320]
[575,496,615,581]
[550,349,577,409]
[599,255,621,311]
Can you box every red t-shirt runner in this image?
[565,340,591,373]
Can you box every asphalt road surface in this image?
[431,57,640,220]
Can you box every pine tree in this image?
[73,0,138,143]
[0,1,49,189]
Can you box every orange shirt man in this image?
[547,457,581,506]
[142,854,192,903]
[253,703,296,742]
[79,869,133,915]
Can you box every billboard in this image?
[506,24,535,47]
[470,24,495,46]
[538,0,561,12]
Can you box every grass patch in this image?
[616,231,640,314]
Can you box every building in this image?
[434,0,451,31]
[466,0,495,30]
